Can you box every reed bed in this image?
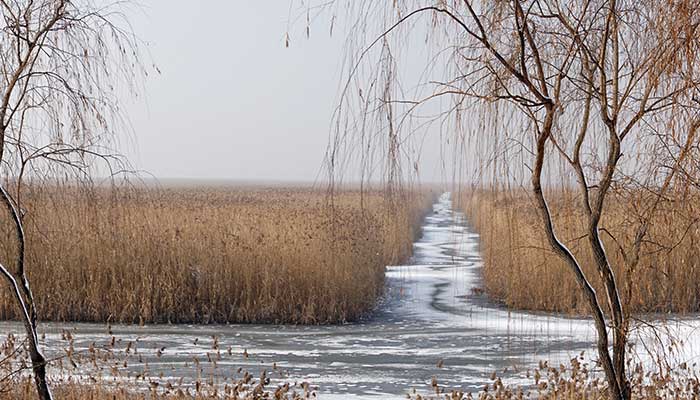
[0,184,433,324]
[458,190,700,314]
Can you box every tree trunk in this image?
[0,184,53,400]
[531,108,624,400]
[588,223,630,400]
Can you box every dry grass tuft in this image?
[10,383,311,400]
[410,354,700,399]
[1,331,317,399]
[458,190,700,314]
[0,184,434,324]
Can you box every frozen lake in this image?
[2,192,699,398]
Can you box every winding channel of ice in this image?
[2,192,699,398]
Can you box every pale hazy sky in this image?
[122,2,460,184]
[125,2,345,182]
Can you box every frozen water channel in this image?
[2,192,699,398]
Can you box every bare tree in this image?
[0,1,144,399]
[309,1,700,399]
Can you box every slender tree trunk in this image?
[588,222,630,399]
[531,107,624,400]
[0,184,53,400]
[586,122,629,400]
[23,316,52,400]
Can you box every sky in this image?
[124,2,346,182]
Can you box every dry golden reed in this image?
[4,331,699,400]
[8,383,310,400]
[10,361,700,399]
[1,331,319,400]
[458,190,700,315]
[0,184,433,324]
[409,356,700,399]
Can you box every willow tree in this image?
[312,1,700,399]
[0,1,143,399]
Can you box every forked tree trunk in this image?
[531,107,627,400]
[0,184,53,400]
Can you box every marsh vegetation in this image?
[459,190,700,314]
[0,184,433,324]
